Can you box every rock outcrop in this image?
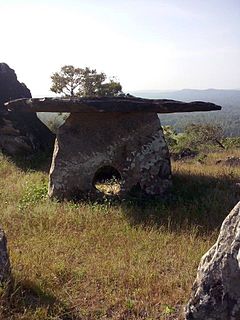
[185,202,240,320]
[0,63,31,107]
[0,228,10,284]
[0,63,54,156]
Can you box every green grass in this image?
[0,150,240,319]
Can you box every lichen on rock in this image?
[48,112,172,200]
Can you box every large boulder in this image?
[0,63,54,156]
[0,63,31,106]
[0,228,10,284]
[185,202,240,320]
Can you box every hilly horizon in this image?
[130,89,240,137]
[131,88,240,106]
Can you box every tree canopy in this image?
[163,123,225,154]
[50,65,123,97]
[184,123,224,149]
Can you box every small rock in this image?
[215,156,240,167]
[171,148,197,161]
[185,202,240,320]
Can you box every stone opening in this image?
[93,166,122,196]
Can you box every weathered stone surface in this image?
[6,96,221,113]
[0,63,54,156]
[185,202,240,320]
[0,228,10,284]
[49,112,172,199]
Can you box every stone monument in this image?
[6,96,221,200]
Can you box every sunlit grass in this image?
[0,150,239,319]
[95,178,121,196]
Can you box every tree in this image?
[165,123,225,154]
[162,125,178,148]
[184,123,224,149]
[50,65,123,97]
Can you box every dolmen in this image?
[6,96,221,200]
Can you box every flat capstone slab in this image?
[5,96,221,113]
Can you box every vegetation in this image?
[160,108,240,137]
[50,65,123,97]
[0,146,240,319]
[163,123,227,155]
[138,88,240,137]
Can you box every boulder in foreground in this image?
[185,202,240,320]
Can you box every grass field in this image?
[0,150,240,319]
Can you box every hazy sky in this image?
[1,0,240,96]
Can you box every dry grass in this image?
[95,179,121,195]
[0,150,240,319]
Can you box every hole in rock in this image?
[93,166,122,195]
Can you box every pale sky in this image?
[1,0,240,96]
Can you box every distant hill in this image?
[130,89,240,137]
[131,89,240,105]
